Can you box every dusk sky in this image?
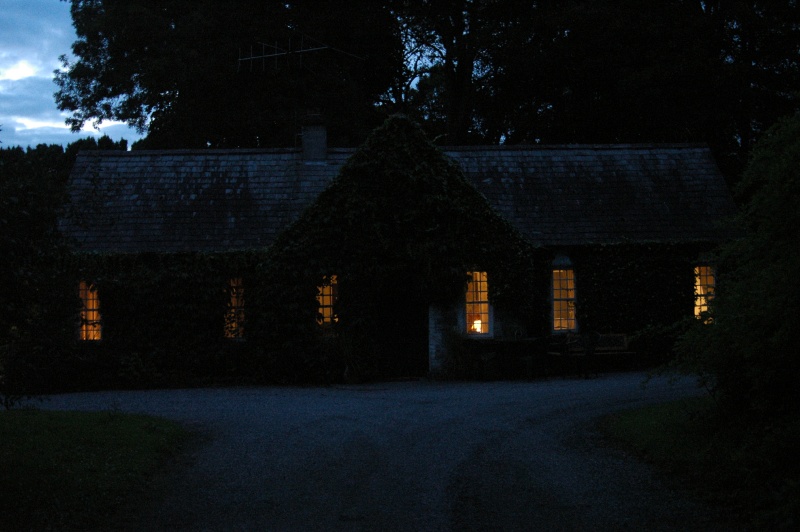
[0,0,143,149]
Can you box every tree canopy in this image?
[55,0,404,149]
[0,135,127,405]
[391,0,800,176]
[56,1,799,177]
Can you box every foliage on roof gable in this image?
[264,115,538,301]
[252,116,545,378]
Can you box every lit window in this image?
[225,278,245,339]
[78,281,102,341]
[552,268,577,332]
[317,275,338,325]
[466,271,490,335]
[694,266,715,321]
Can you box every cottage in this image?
[60,117,736,383]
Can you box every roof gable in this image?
[60,143,736,253]
[262,116,531,290]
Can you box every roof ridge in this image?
[442,143,709,152]
[77,144,707,158]
[78,147,356,156]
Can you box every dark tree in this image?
[0,136,126,405]
[391,0,540,144]
[673,114,800,525]
[55,0,405,148]
[394,0,799,178]
[678,112,800,420]
[1,144,71,405]
[57,1,798,175]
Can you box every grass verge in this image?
[600,395,800,529]
[0,409,192,531]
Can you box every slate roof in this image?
[450,145,736,247]
[60,144,736,253]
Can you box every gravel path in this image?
[38,372,738,531]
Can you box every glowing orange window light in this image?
[78,280,102,341]
[552,268,577,331]
[317,275,339,325]
[694,266,715,322]
[225,278,245,339]
[466,271,489,334]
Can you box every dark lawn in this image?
[0,409,191,531]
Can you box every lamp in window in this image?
[466,271,489,335]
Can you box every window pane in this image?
[694,266,715,321]
[225,278,245,339]
[552,268,577,332]
[466,271,489,334]
[317,275,338,325]
[79,280,102,341]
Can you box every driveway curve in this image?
[39,372,737,531]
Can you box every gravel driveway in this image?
[38,372,737,531]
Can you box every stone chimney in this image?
[301,114,327,161]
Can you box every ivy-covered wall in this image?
[247,116,544,382]
[445,242,711,379]
[53,117,718,388]
[573,243,700,331]
[66,252,262,390]
[570,242,707,361]
[58,240,711,388]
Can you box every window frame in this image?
[78,280,102,341]
[316,274,339,326]
[552,257,578,333]
[465,271,493,337]
[694,265,716,322]
[224,277,246,340]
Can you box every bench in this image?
[547,332,632,355]
[547,332,585,356]
[547,332,636,375]
[594,333,630,354]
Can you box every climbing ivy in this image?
[252,115,541,380]
[570,242,702,363]
[571,243,698,331]
[50,117,715,388]
[65,251,263,390]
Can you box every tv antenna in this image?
[238,31,363,72]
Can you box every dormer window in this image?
[317,275,338,325]
[78,281,102,341]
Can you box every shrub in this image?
[676,113,800,420]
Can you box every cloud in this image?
[1,77,66,128]
[2,114,140,149]
[0,1,73,79]
[0,0,142,148]
[0,60,39,81]
[13,116,69,131]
